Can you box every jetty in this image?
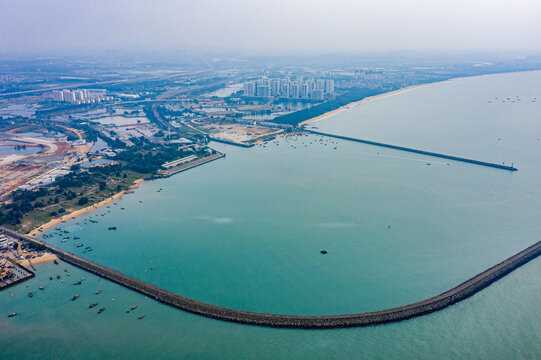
[305,129,518,172]
[1,226,538,329]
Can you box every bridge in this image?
[1,226,538,329]
[304,129,518,172]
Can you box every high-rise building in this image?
[257,85,271,97]
[271,79,280,96]
[289,83,299,99]
[311,89,324,100]
[316,79,325,91]
[244,82,256,97]
[300,83,310,99]
[325,79,335,93]
[52,90,64,101]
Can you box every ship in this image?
[131,306,137,310]
[8,313,17,318]
[96,289,102,295]
[98,307,105,314]
[28,292,33,297]
[72,294,79,301]
[138,314,145,319]
[39,286,44,290]
[89,302,98,309]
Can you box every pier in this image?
[305,129,518,172]
[156,152,225,178]
[1,226,538,329]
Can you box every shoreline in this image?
[28,178,144,238]
[298,79,456,127]
[18,252,58,268]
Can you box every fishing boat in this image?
[138,314,145,319]
[96,289,102,295]
[150,266,156,270]
[108,226,117,230]
[39,286,44,290]
[320,250,328,254]
[131,306,137,310]
[72,294,79,301]
[28,292,33,297]
[89,302,98,309]
[8,313,17,318]
[98,307,105,314]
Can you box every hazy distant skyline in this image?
[1,0,540,55]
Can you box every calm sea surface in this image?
[1,71,540,359]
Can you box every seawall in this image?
[305,129,518,172]
[2,226,538,329]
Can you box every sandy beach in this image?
[18,252,58,268]
[298,80,453,127]
[28,178,144,237]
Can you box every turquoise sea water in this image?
[1,71,540,359]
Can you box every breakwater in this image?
[305,129,518,172]
[1,227,538,329]
[209,137,255,148]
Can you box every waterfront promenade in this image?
[305,129,518,172]
[1,226,539,329]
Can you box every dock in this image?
[157,152,225,178]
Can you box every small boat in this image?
[131,306,137,310]
[61,238,67,242]
[49,277,53,280]
[138,314,145,319]
[320,250,328,254]
[89,302,98,309]
[73,281,82,285]
[96,290,102,295]
[8,312,17,318]
[150,266,156,270]
[108,227,117,230]
[54,260,59,265]
[98,307,105,314]
[76,243,83,248]
[66,272,70,276]
[28,292,33,297]
[39,286,44,290]
[72,294,79,301]
[74,236,80,240]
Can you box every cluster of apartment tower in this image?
[243,78,334,100]
[52,89,113,104]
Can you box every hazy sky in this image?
[1,0,540,54]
